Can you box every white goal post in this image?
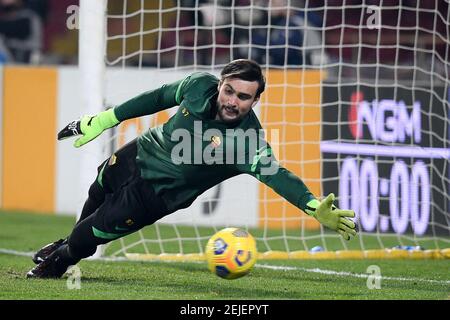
[78,0,450,261]
[78,0,107,258]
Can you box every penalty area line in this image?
[256,263,450,285]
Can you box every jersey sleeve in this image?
[113,72,217,122]
[234,138,316,213]
[113,78,183,121]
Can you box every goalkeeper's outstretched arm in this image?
[58,76,188,147]
[236,144,357,240]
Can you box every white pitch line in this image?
[256,263,450,285]
[2,248,448,286]
[0,248,34,257]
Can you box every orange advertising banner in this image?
[2,67,58,213]
[259,70,323,229]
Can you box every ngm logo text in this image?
[348,91,421,144]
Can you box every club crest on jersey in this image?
[108,154,117,166]
[210,135,221,148]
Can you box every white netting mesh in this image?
[100,0,450,257]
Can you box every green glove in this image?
[305,193,357,240]
[57,109,119,148]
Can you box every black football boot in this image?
[26,248,74,279]
[32,238,68,264]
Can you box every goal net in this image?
[86,0,450,259]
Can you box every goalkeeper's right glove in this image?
[57,109,119,148]
[305,193,357,240]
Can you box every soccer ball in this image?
[205,227,257,280]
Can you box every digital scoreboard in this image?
[321,84,449,236]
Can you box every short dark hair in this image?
[220,59,265,98]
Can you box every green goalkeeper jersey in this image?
[113,72,315,212]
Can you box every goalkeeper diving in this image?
[27,59,357,278]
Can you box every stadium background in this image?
[0,0,449,246]
[0,1,449,302]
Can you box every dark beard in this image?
[216,103,241,124]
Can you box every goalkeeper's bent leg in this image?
[76,138,139,224]
[76,180,105,224]
[63,175,170,262]
[31,180,106,264]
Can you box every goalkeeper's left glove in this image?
[305,193,357,240]
[57,109,119,148]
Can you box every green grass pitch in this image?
[0,210,449,300]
